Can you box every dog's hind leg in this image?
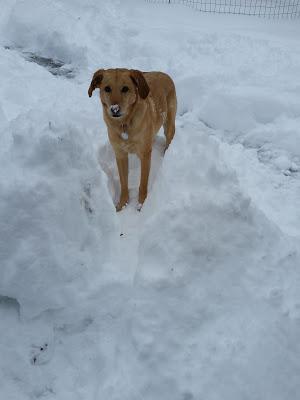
[163,93,177,152]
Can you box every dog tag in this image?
[121,132,129,140]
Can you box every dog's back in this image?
[143,72,177,151]
[144,72,176,97]
[144,72,176,110]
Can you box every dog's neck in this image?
[120,89,139,132]
[118,95,146,134]
[121,122,128,132]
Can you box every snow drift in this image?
[0,0,300,399]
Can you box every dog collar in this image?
[121,124,129,140]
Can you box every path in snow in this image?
[98,133,166,284]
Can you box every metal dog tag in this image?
[121,132,129,140]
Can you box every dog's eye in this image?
[121,86,129,93]
[104,86,111,93]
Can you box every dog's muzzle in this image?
[110,104,122,118]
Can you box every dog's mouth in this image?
[111,112,122,118]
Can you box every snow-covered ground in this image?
[1,1,300,399]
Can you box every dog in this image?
[88,68,177,211]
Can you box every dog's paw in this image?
[116,192,129,212]
[116,201,128,212]
[137,203,143,212]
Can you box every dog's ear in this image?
[130,70,150,99]
[88,69,104,97]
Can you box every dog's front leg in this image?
[115,151,129,212]
[138,149,152,210]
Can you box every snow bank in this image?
[0,106,117,318]
[138,119,299,315]
[1,0,128,76]
[139,125,268,282]
[135,122,300,399]
[1,0,300,399]
[3,0,85,66]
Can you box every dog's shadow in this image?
[98,135,165,208]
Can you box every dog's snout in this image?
[110,104,122,118]
[110,104,120,114]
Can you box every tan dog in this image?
[88,68,177,211]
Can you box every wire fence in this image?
[146,0,300,18]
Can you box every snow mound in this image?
[0,108,117,318]
[1,0,300,399]
[138,121,291,291]
[132,123,300,400]
[3,0,86,68]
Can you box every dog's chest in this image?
[112,130,139,153]
[118,138,137,153]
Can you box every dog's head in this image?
[88,68,150,120]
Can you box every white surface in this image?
[0,1,300,399]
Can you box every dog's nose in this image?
[110,104,120,115]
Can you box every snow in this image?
[1,0,300,399]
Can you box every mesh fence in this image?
[145,0,300,18]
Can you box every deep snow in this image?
[0,1,300,399]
